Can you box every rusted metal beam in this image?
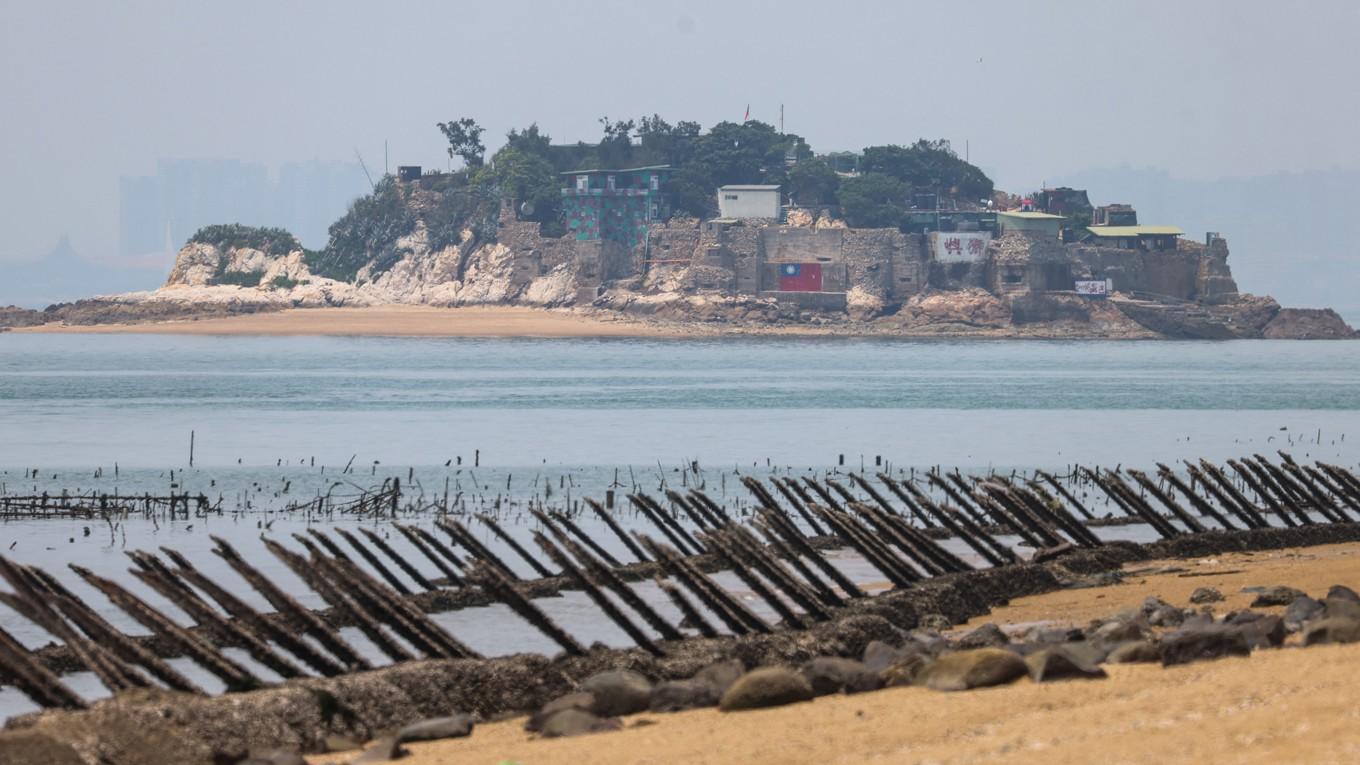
[532,532,663,656]
[161,547,346,678]
[70,563,260,692]
[465,562,586,657]
[126,550,305,680]
[655,578,719,638]
[275,536,414,663]
[586,497,650,563]
[1155,464,1237,530]
[359,527,438,591]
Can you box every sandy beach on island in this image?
[12,305,693,338]
[320,542,1360,765]
[7,303,1158,340]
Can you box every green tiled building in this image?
[561,165,671,249]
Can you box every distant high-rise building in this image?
[117,159,370,259]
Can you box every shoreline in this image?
[9,305,688,339]
[8,304,1171,340]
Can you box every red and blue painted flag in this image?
[778,262,822,292]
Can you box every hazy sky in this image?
[3,0,1358,267]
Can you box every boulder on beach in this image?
[954,622,1009,649]
[862,640,905,674]
[1230,612,1287,649]
[719,667,815,711]
[918,648,1028,692]
[525,691,595,732]
[880,652,930,687]
[352,736,406,763]
[1142,596,1186,627]
[1283,596,1325,631]
[800,657,882,696]
[1189,587,1224,604]
[1326,585,1360,603]
[1160,625,1251,665]
[1302,617,1360,646]
[650,680,719,712]
[1249,585,1307,607]
[395,713,474,744]
[537,708,623,738]
[1025,646,1108,682]
[693,660,745,698]
[1324,596,1360,622]
[1091,614,1152,649]
[1106,640,1161,664]
[580,670,653,717]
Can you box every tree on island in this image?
[438,117,486,168]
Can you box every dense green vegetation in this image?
[439,115,994,226]
[214,269,265,288]
[188,224,300,256]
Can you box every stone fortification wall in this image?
[760,228,845,263]
[843,229,910,304]
[1194,238,1240,304]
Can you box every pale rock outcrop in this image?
[896,289,1011,329]
[846,285,886,321]
[165,243,225,287]
[522,266,578,306]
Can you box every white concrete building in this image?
[717,185,781,219]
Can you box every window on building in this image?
[650,175,660,191]
[724,194,739,201]
[606,175,616,190]
[576,175,589,192]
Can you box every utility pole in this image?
[780,104,785,134]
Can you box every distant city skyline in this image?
[118,158,370,259]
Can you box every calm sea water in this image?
[0,334,1358,717]
[2,334,1358,469]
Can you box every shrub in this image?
[189,224,300,257]
[270,275,300,290]
[215,269,265,288]
[307,177,416,282]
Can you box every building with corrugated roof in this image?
[996,210,1065,238]
[1083,225,1184,251]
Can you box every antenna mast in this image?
[354,148,376,190]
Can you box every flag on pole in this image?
[744,104,750,122]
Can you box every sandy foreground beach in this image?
[12,306,697,338]
[316,543,1360,765]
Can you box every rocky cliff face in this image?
[151,215,584,312]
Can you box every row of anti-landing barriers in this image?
[2,452,1360,711]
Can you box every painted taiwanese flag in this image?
[778,262,822,291]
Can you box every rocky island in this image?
[6,119,1354,339]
